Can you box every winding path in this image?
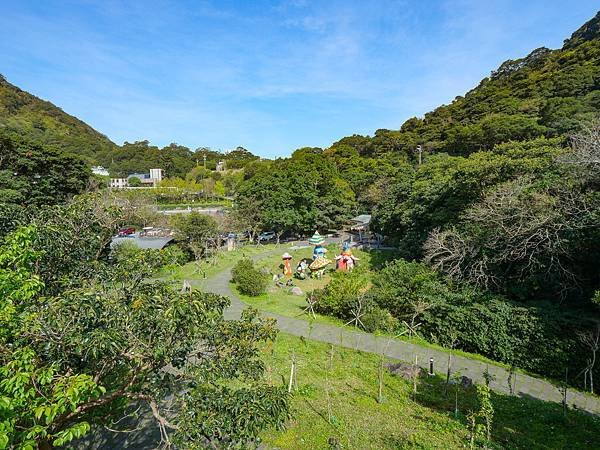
[202,257,600,415]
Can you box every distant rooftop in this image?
[111,234,174,250]
[351,214,371,225]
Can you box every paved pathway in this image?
[200,260,600,415]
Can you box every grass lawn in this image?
[261,333,600,449]
[237,244,389,323]
[160,243,279,288]
[235,245,522,373]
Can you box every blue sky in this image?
[1,1,598,157]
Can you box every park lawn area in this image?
[230,245,528,374]
[167,244,549,380]
[160,243,279,287]
[238,282,344,327]
[235,244,378,326]
[261,333,600,449]
[250,243,395,277]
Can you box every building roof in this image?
[111,234,174,250]
[350,214,371,226]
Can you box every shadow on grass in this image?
[412,373,600,449]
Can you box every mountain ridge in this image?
[1,10,600,165]
[0,74,116,164]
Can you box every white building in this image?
[109,178,128,188]
[109,168,164,189]
[149,168,164,183]
[92,166,110,176]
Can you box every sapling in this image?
[507,365,516,395]
[577,325,599,394]
[477,383,494,443]
[451,371,462,418]
[412,354,419,400]
[325,344,335,423]
[288,350,296,393]
[560,367,569,417]
[377,338,392,404]
[377,357,384,404]
[444,334,458,397]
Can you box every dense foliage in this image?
[0,197,289,448]
[172,211,220,260]
[234,148,357,236]
[232,259,269,297]
[0,131,91,207]
[87,140,259,179]
[372,138,565,258]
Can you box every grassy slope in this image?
[163,243,280,288]
[164,246,600,447]
[263,333,600,449]
[235,246,524,371]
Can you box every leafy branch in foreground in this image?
[1,202,290,449]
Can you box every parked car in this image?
[258,231,276,243]
[118,227,135,237]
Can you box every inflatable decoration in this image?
[282,252,293,277]
[296,258,310,280]
[308,231,327,260]
[309,256,330,271]
[335,241,359,272]
[308,231,331,278]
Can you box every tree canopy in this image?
[0,196,290,449]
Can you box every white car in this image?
[258,231,276,242]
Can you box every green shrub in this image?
[370,259,447,319]
[361,304,398,333]
[420,293,593,382]
[313,271,369,319]
[159,244,189,268]
[367,258,597,386]
[232,258,268,296]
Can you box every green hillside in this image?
[0,75,116,164]
[0,76,260,177]
[332,11,600,159]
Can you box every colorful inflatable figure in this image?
[309,256,330,279]
[308,231,328,260]
[296,259,309,279]
[308,231,331,278]
[336,242,359,272]
[282,253,293,277]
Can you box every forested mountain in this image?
[0,75,116,164]
[330,11,600,160]
[235,11,600,307]
[0,75,260,178]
